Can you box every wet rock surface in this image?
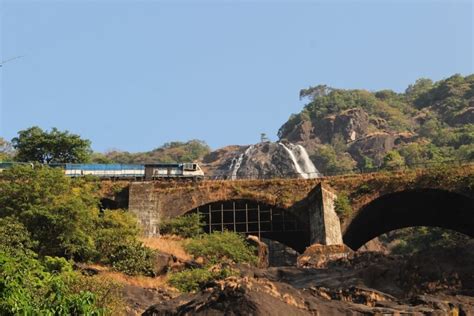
[141,243,474,315]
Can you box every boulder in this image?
[261,238,300,267]
[333,108,370,142]
[284,120,317,143]
[153,253,175,275]
[348,132,398,166]
[297,244,353,268]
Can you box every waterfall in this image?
[295,144,321,178]
[230,145,253,180]
[279,142,321,179]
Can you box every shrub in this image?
[68,275,125,315]
[109,241,157,276]
[159,213,204,238]
[94,210,140,261]
[0,251,106,315]
[185,231,257,265]
[334,193,352,218]
[168,267,234,292]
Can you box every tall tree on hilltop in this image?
[12,126,92,163]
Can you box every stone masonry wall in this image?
[129,182,160,236]
[307,183,343,245]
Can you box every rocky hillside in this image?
[278,74,474,174]
[201,141,321,179]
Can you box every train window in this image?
[183,163,196,171]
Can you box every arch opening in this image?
[186,199,310,253]
[343,189,474,250]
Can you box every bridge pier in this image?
[307,183,343,245]
[129,182,160,236]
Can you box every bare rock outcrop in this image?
[297,244,353,268]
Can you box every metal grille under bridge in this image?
[188,200,310,253]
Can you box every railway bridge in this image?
[126,164,474,251]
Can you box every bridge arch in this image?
[185,199,310,253]
[343,189,474,250]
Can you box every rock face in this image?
[297,244,353,268]
[283,108,371,145]
[203,141,322,179]
[261,238,300,267]
[348,132,398,166]
[324,108,370,142]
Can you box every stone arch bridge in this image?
[126,164,474,251]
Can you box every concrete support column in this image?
[308,183,343,245]
[128,182,160,237]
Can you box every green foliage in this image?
[311,145,356,174]
[108,241,157,276]
[0,251,105,315]
[159,213,204,238]
[0,165,156,276]
[389,227,470,255]
[0,164,98,260]
[0,217,37,257]
[94,210,140,260]
[382,150,406,169]
[334,193,352,218]
[168,267,234,292]
[101,139,211,164]
[185,231,257,265]
[12,126,92,163]
[93,210,156,276]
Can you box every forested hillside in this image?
[92,140,211,164]
[279,74,474,174]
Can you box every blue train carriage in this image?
[144,163,204,180]
[63,163,145,178]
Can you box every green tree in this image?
[311,145,356,174]
[0,164,98,259]
[12,126,92,163]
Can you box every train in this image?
[0,162,205,180]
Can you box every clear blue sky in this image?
[1,0,472,152]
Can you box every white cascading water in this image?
[295,144,321,178]
[278,142,321,179]
[229,145,254,180]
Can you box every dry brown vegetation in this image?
[86,263,173,290]
[141,235,192,261]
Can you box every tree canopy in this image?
[12,126,92,163]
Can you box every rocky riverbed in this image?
[138,240,474,315]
